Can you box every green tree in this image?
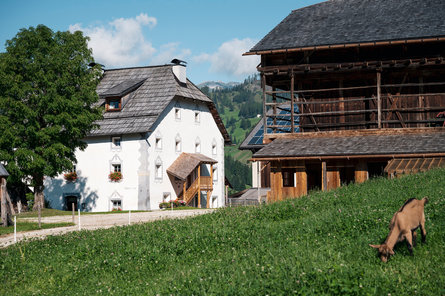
[0,25,103,210]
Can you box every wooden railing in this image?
[182,176,213,205]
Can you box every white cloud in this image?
[150,42,192,65]
[69,13,157,67]
[193,38,259,78]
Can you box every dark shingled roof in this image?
[90,65,230,143]
[249,0,445,53]
[167,153,217,180]
[253,132,445,158]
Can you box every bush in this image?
[159,200,186,209]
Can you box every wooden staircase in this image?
[181,176,213,206]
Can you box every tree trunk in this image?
[32,177,45,211]
[1,178,12,227]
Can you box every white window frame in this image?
[111,136,122,150]
[212,140,217,156]
[195,137,201,153]
[213,165,218,182]
[194,111,200,123]
[163,192,171,202]
[112,163,121,173]
[175,134,182,152]
[155,157,163,181]
[155,137,162,150]
[175,108,181,120]
[111,199,122,211]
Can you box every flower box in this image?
[64,171,77,182]
[109,171,123,182]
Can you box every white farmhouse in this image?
[44,62,231,211]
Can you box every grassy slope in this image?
[1,168,444,295]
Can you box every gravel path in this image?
[0,209,214,248]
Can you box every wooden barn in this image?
[243,0,445,202]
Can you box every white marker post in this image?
[14,216,17,243]
[128,210,131,225]
[78,209,81,231]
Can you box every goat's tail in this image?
[422,197,429,205]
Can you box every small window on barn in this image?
[282,169,295,187]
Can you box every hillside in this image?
[200,75,263,192]
[2,168,445,295]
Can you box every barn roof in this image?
[248,0,445,54]
[91,65,230,144]
[252,130,445,159]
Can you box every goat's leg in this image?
[420,221,427,243]
[404,231,414,256]
[411,230,417,247]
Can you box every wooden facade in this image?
[246,6,445,202]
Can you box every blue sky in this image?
[0,0,321,84]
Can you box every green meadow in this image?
[1,168,444,295]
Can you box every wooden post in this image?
[1,178,7,227]
[198,165,201,208]
[208,164,213,209]
[262,73,267,139]
[339,80,345,127]
[290,72,295,133]
[377,72,382,128]
[183,182,186,201]
[322,161,327,191]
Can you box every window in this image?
[195,137,201,153]
[112,200,122,211]
[175,134,182,152]
[175,108,181,120]
[112,137,121,149]
[194,111,200,123]
[282,169,295,187]
[155,137,162,150]
[212,140,217,155]
[112,164,121,173]
[163,192,171,202]
[213,165,218,182]
[155,157,163,180]
[107,98,121,111]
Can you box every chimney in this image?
[171,59,187,84]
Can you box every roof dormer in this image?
[101,78,146,112]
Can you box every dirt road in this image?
[0,209,213,248]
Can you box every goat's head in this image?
[369,244,394,262]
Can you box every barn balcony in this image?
[167,153,216,208]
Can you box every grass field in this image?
[1,168,444,295]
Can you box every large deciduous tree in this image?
[0,25,103,210]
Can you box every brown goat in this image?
[370,197,428,262]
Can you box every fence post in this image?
[14,216,17,243]
[38,204,41,228]
[78,209,81,231]
[72,203,75,224]
[129,210,131,225]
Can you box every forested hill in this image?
[200,75,262,193]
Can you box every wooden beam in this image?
[322,162,327,191]
[262,73,267,138]
[377,71,382,128]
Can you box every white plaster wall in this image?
[44,134,143,212]
[44,97,226,212]
[251,161,260,188]
[147,98,225,210]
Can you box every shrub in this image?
[159,199,186,209]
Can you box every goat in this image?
[370,197,428,262]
